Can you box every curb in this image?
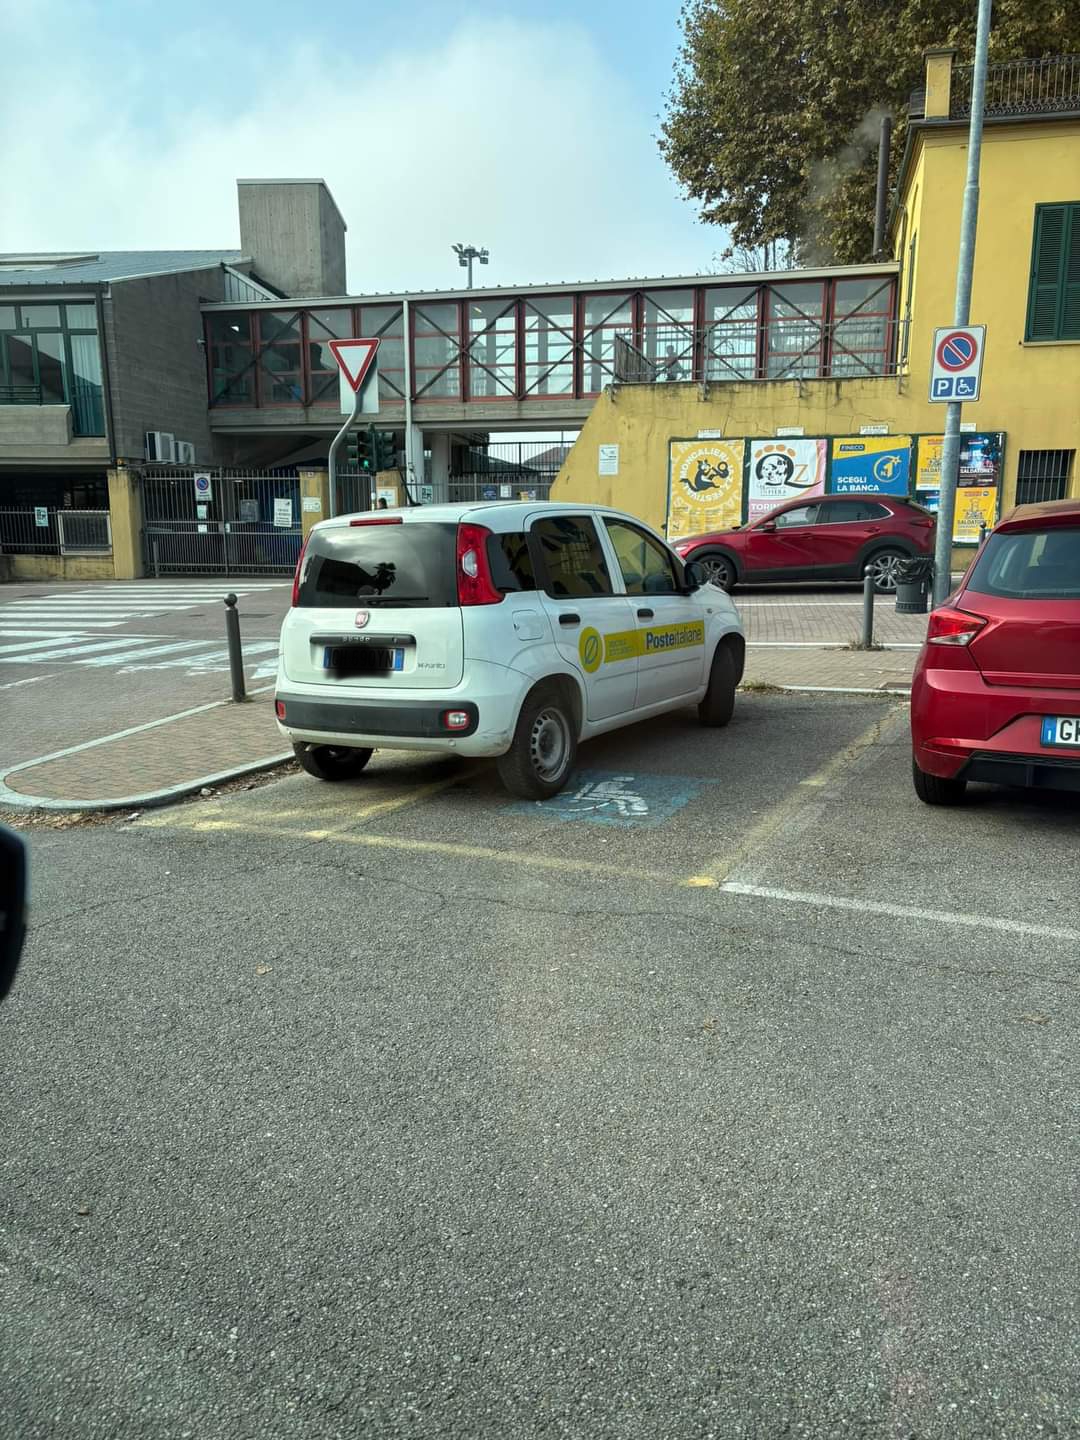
[0,752,294,814]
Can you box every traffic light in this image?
[346,428,375,471]
[372,429,398,471]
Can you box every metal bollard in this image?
[860,571,876,649]
[223,593,247,703]
[978,521,987,548]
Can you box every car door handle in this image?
[558,612,580,627]
[637,608,654,619]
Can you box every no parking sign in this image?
[193,471,213,503]
[929,325,985,403]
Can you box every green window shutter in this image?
[1026,205,1067,341]
[1062,205,1080,341]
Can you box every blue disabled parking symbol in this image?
[514,769,711,827]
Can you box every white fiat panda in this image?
[275,502,744,799]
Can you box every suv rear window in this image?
[967,527,1080,599]
[298,523,458,608]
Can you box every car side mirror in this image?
[759,519,777,533]
[683,560,706,589]
[0,825,28,1003]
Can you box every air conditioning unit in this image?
[174,440,196,464]
[145,431,175,463]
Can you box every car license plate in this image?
[1040,716,1080,748]
[324,645,404,675]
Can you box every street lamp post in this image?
[452,243,489,288]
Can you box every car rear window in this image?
[297,522,459,608]
[967,527,1080,599]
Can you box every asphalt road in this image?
[2,693,1078,1438]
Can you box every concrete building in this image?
[0,177,345,512]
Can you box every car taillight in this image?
[290,535,309,606]
[442,710,471,731]
[456,523,502,606]
[926,606,987,646]
[275,699,286,720]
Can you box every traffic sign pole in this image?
[328,383,362,518]
[933,0,993,606]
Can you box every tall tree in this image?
[660,0,1080,263]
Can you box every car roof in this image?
[996,498,1080,532]
[315,500,650,534]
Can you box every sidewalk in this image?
[0,691,290,812]
[0,643,916,812]
[743,643,917,693]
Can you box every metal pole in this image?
[872,115,893,258]
[328,383,362,519]
[223,593,246,703]
[466,254,473,288]
[933,0,993,606]
[861,572,876,649]
[402,297,418,503]
[978,520,987,547]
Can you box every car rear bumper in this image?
[957,752,1080,792]
[274,672,523,757]
[911,662,1080,782]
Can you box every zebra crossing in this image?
[0,582,286,677]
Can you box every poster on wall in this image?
[915,432,1003,489]
[915,432,1003,543]
[747,439,827,521]
[666,438,745,540]
[829,436,913,495]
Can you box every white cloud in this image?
[0,4,717,291]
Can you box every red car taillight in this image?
[456,523,502,606]
[290,535,309,606]
[927,606,987,647]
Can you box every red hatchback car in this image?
[911,498,1080,805]
[672,493,935,593]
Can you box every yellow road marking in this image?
[688,707,903,887]
[171,816,671,884]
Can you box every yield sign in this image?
[329,337,380,392]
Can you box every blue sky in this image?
[1,0,719,292]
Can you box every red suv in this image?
[911,499,1080,805]
[672,493,935,593]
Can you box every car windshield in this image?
[967,527,1080,599]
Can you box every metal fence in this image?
[952,55,1080,117]
[142,467,302,576]
[0,507,111,555]
[611,319,902,386]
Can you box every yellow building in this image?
[551,49,1080,556]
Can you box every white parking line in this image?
[720,882,1080,942]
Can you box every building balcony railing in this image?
[612,319,904,387]
[0,384,44,405]
[951,54,1080,118]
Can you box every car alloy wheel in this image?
[866,550,906,594]
[700,555,734,591]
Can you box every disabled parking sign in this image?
[929,325,985,403]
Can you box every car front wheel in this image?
[699,642,738,727]
[695,551,736,592]
[865,548,909,594]
[497,684,578,800]
[294,743,374,781]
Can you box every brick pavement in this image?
[1,692,288,809]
